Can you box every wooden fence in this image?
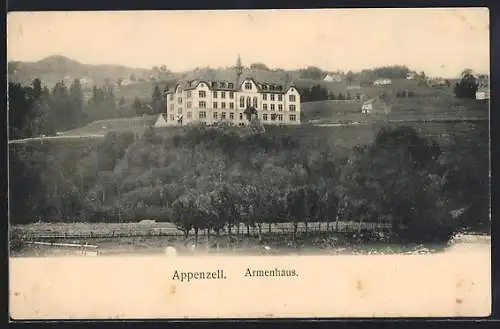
[12,221,392,241]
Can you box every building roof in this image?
[166,67,296,94]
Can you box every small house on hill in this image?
[476,85,490,101]
[361,96,390,114]
[373,78,392,86]
[154,114,168,127]
[323,73,342,82]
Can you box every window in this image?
[289,114,296,121]
[211,82,217,88]
[244,82,252,90]
[187,101,192,109]
[229,92,234,99]
[169,94,174,101]
[187,91,192,98]
[270,85,275,91]
[278,104,283,111]
[220,82,226,88]
[221,102,226,109]
[289,104,296,111]
[289,95,296,102]
[170,115,174,121]
[213,112,218,120]
[213,102,218,109]
[263,104,268,110]
[278,114,283,121]
[229,112,234,120]
[213,91,218,98]
[199,101,206,108]
[178,108,182,114]
[278,94,283,101]
[187,112,192,119]
[221,92,226,99]
[263,93,267,100]
[221,112,226,120]
[239,113,243,120]
[199,91,206,98]
[262,85,268,90]
[270,94,275,101]
[229,102,234,109]
[271,104,275,111]
[199,111,207,119]
[240,96,245,108]
[228,83,234,89]
[178,97,183,104]
[263,114,268,121]
[246,97,251,107]
[253,97,258,108]
[271,113,276,121]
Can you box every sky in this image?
[7,8,490,78]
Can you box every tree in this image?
[133,97,145,115]
[300,66,324,80]
[339,126,456,243]
[69,79,86,126]
[346,71,355,86]
[454,70,478,99]
[151,85,166,114]
[250,63,270,71]
[243,106,258,121]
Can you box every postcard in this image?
[7,8,491,319]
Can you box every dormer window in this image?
[211,82,217,88]
[220,82,226,88]
[262,85,268,90]
[228,83,234,89]
[244,82,252,90]
[270,85,275,91]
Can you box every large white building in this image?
[164,56,301,126]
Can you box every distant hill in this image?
[7,55,161,88]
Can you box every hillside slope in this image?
[8,55,157,87]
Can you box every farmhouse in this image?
[323,73,342,82]
[164,56,301,126]
[476,85,490,101]
[361,96,390,114]
[373,78,392,86]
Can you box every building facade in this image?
[164,57,301,126]
[373,78,392,86]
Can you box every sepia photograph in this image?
[7,8,491,319]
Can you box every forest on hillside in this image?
[8,78,166,139]
[9,120,490,244]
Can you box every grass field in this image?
[301,93,488,124]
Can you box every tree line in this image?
[8,78,168,139]
[9,121,490,244]
[297,85,362,102]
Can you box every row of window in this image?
[171,103,297,112]
[170,92,296,103]
[169,112,297,122]
[211,81,234,89]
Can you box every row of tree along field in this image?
[8,79,167,140]
[9,119,489,244]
